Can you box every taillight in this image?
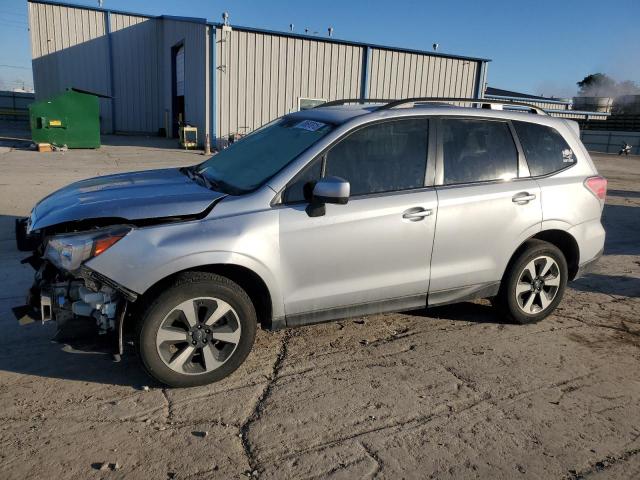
[584,176,607,201]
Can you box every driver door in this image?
[277,118,438,324]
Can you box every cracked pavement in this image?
[0,141,638,479]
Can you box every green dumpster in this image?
[29,88,108,148]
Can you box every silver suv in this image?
[14,98,607,387]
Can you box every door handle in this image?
[402,208,433,221]
[512,192,536,204]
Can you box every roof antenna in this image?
[222,12,230,26]
[432,43,439,52]
[328,26,334,37]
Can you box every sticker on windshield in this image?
[294,120,326,132]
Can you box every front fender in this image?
[85,212,284,319]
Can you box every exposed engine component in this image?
[43,280,122,335]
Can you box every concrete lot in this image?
[0,140,638,480]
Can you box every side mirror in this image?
[306,176,350,217]
[313,176,350,205]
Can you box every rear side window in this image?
[513,121,575,176]
[513,121,576,177]
[441,119,518,185]
[324,119,429,196]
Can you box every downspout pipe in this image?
[210,26,216,149]
[360,46,371,100]
[105,11,116,133]
[474,60,488,99]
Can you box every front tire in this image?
[494,240,568,324]
[137,272,257,387]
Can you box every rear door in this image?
[277,118,437,319]
[428,117,542,304]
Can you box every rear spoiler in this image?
[563,119,580,137]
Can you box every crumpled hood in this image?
[29,168,226,232]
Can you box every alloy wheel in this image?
[155,297,241,375]
[515,255,561,314]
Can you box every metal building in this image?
[28,0,490,146]
[485,87,610,122]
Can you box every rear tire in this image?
[136,272,257,387]
[494,240,568,324]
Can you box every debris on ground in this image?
[93,462,120,471]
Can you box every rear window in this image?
[513,121,575,176]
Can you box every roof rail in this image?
[316,98,396,108]
[376,97,548,115]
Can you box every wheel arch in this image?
[131,264,276,330]
[503,229,580,284]
[531,229,580,280]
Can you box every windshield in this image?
[197,117,334,193]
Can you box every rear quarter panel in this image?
[536,122,605,264]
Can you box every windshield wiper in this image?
[193,170,214,190]
[181,166,216,190]
[180,166,244,195]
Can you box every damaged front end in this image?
[12,166,229,357]
[14,219,136,354]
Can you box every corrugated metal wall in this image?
[215,31,484,141]
[368,48,479,99]
[109,13,161,133]
[162,20,208,139]
[28,2,112,131]
[29,1,487,143]
[215,27,363,141]
[29,2,209,136]
[530,101,570,111]
[485,96,572,111]
[548,111,609,120]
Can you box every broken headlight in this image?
[44,226,131,271]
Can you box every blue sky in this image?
[1,0,639,97]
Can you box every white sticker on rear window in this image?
[294,120,325,132]
[562,148,574,162]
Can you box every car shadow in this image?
[570,273,640,298]
[0,339,156,388]
[99,134,191,150]
[0,119,32,148]
[607,189,640,199]
[602,203,640,255]
[0,315,156,388]
[0,213,156,388]
[407,301,509,324]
